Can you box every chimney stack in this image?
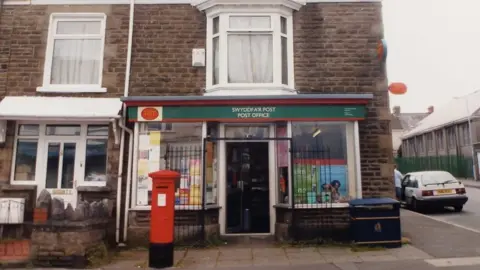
[428,106,434,114]
[393,106,401,116]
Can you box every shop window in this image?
[13,125,40,182]
[135,122,207,209]
[290,122,357,205]
[275,122,289,204]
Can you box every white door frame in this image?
[38,138,83,207]
[218,123,276,235]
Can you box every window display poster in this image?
[276,127,288,167]
[292,165,317,204]
[318,165,348,203]
[149,131,161,146]
[292,163,349,204]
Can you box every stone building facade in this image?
[0,0,392,247]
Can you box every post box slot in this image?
[157,186,168,189]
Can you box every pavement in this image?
[16,190,480,269]
[85,206,480,270]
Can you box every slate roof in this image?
[402,90,480,139]
[391,112,429,131]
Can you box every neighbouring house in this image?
[390,106,429,156]
[0,0,392,256]
[401,90,480,179]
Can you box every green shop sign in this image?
[129,105,366,122]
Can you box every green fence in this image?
[395,155,474,179]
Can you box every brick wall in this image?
[293,3,392,197]
[129,5,206,96]
[0,4,129,223]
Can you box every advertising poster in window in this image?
[276,127,288,167]
[318,165,349,203]
[292,163,349,204]
[137,134,151,206]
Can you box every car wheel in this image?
[454,206,463,212]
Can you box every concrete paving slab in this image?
[216,260,253,268]
[218,248,252,260]
[317,247,353,255]
[359,254,398,262]
[253,258,290,266]
[323,255,362,263]
[333,262,360,270]
[252,247,285,256]
[288,258,325,265]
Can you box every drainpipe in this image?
[116,0,135,245]
[118,119,134,244]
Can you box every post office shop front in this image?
[122,94,371,244]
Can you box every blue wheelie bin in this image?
[349,198,401,248]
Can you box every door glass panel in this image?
[225,126,269,139]
[46,125,81,136]
[85,139,107,182]
[61,143,76,189]
[46,142,61,188]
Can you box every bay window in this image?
[207,13,294,91]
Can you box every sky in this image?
[382,0,480,113]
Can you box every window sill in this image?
[37,85,107,93]
[274,203,350,209]
[130,204,221,211]
[1,184,37,192]
[204,84,297,96]
[76,185,111,193]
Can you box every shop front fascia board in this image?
[122,94,373,122]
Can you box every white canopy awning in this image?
[0,96,122,121]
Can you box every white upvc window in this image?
[206,12,294,93]
[38,13,107,93]
[10,123,109,188]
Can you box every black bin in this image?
[349,198,401,248]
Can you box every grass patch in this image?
[86,243,112,268]
[401,237,411,245]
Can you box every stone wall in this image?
[31,190,110,268]
[31,220,108,268]
[275,207,350,243]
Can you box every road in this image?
[422,186,480,233]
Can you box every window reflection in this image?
[46,143,60,188]
[225,126,269,138]
[13,139,38,181]
[84,139,107,182]
[46,125,81,136]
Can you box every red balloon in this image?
[389,82,407,95]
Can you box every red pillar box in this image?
[148,170,180,269]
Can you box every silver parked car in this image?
[400,171,468,212]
